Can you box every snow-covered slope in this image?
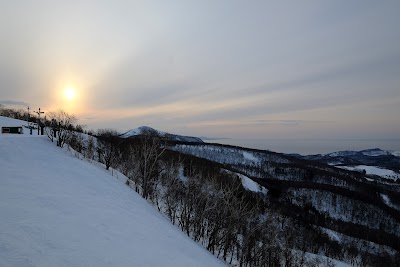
[0,134,225,267]
[338,165,400,181]
[120,125,155,137]
[121,126,203,143]
[392,151,400,157]
[326,150,359,157]
[324,148,399,158]
[361,148,391,157]
[0,116,43,136]
[0,116,29,133]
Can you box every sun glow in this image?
[64,87,76,100]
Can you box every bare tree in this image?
[129,131,166,199]
[46,110,77,147]
[84,135,96,162]
[96,129,121,170]
[69,130,85,154]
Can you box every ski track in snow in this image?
[0,133,225,267]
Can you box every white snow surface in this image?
[120,125,202,142]
[391,151,400,157]
[327,151,358,157]
[237,174,267,194]
[327,161,343,166]
[242,151,259,162]
[120,126,156,138]
[0,116,43,137]
[0,116,29,133]
[381,194,392,207]
[0,134,225,267]
[338,165,400,180]
[320,228,341,242]
[303,252,351,267]
[361,150,390,157]
[380,193,400,210]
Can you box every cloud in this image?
[0,100,29,107]
[254,119,334,125]
[188,119,335,128]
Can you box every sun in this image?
[64,87,76,100]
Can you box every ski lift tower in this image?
[35,108,44,135]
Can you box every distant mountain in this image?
[291,148,400,175]
[199,136,230,141]
[120,126,203,143]
[326,148,398,157]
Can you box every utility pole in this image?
[35,108,44,135]
[27,106,32,135]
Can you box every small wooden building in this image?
[1,126,24,134]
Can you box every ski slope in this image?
[0,134,225,267]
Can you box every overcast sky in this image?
[1,1,399,141]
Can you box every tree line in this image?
[67,128,400,266]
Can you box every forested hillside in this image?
[69,129,399,266]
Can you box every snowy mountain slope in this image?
[325,148,398,158]
[121,126,203,143]
[293,147,400,177]
[120,125,155,137]
[169,143,288,169]
[0,135,225,267]
[392,151,400,157]
[338,165,400,181]
[222,169,268,194]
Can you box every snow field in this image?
[0,134,226,267]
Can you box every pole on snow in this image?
[35,108,44,135]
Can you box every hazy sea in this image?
[205,138,400,155]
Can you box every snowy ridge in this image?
[325,148,399,158]
[392,151,400,157]
[296,147,400,182]
[0,134,225,267]
[170,143,290,169]
[338,165,400,181]
[327,151,359,157]
[361,148,391,157]
[120,125,155,137]
[120,125,203,143]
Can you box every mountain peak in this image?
[120,126,203,143]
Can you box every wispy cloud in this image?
[188,119,335,128]
[0,1,399,140]
[0,100,29,107]
[254,119,335,126]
